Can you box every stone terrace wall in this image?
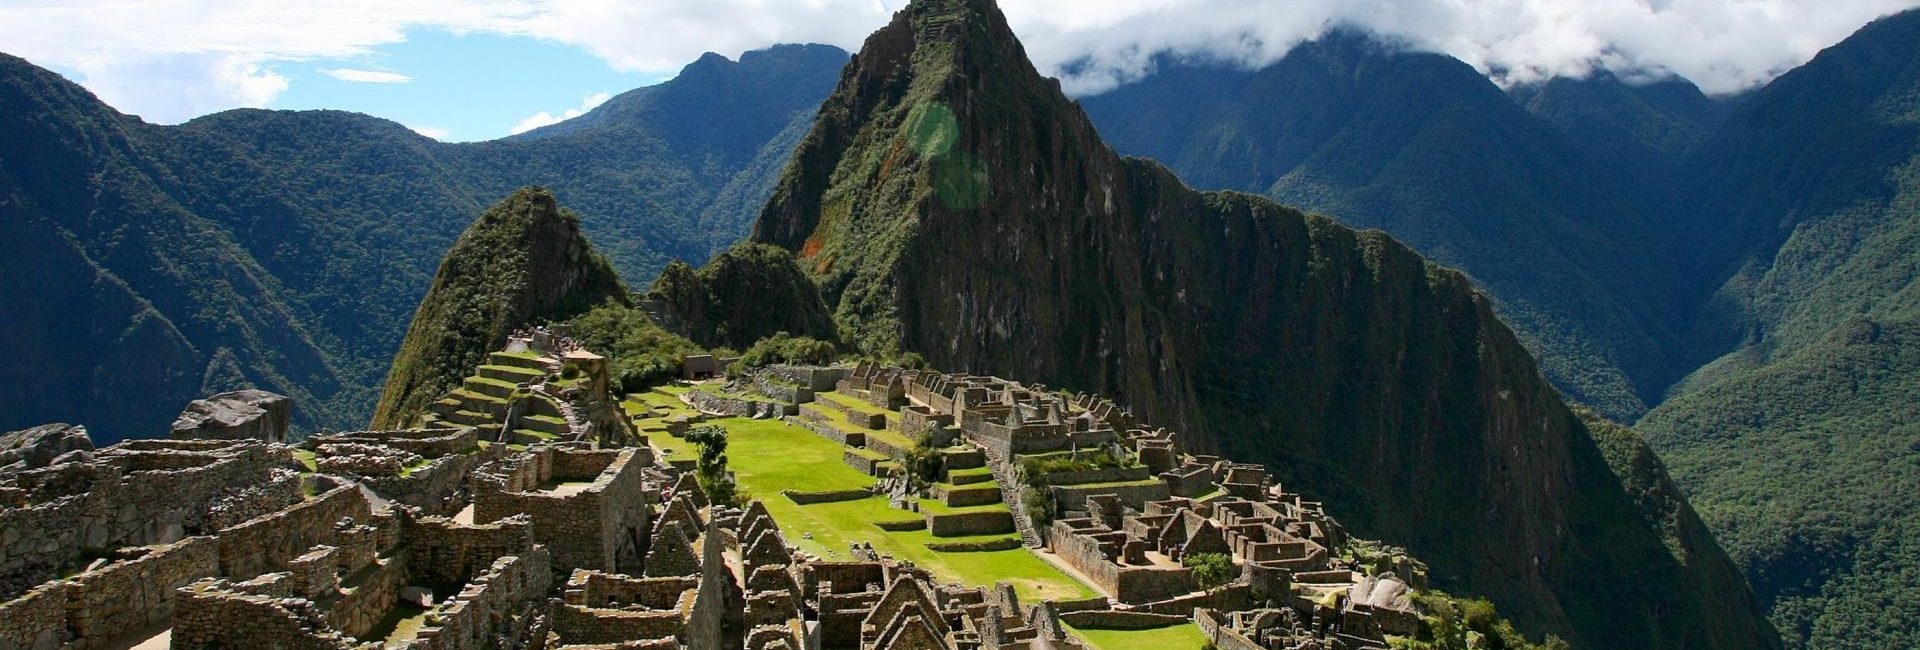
[218,486,372,579]
[364,451,496,516]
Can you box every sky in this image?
[2,0,1916,142]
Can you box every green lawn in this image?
[1066,623,1208,650]
[291,449,317,472]
[709,417,1095,602]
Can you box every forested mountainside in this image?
[370,188,627,429]
[0,44,846,440]
[745,0,1777,647]
[1635,9,1920,648]
[1083,9,1920,649]
[1078,36,1694,421]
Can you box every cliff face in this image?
[750,1,1777,647]
[371,188,626,428]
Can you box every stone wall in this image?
[0,581,70,650]
[782,488,873,505]
[1049,481,1169,513]
[172,579,363,650]
[363,452,492,516]
[1194,608,1264,650]
[326,554,409,639]
[927,511,1015,537]
[1058,610,1190,629]
[473,449,649,575]
[310,429,476,459]
[404,515,535,587]
[551,601,685,645]
[63,536,221,647]
[1,443,285,598]
[413,548,552,650]
[218,485,372,580]
[687,390,790,419]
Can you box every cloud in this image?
[1,0,1914,122]
[325,68,413,83]
[509,91,612,135]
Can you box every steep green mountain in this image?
[747,1,1777,647]
[0,45,846,440]
[1510,71,1730,210]
[645,242,838,350]
[1636,9,1920,648]
[370,188,627,428]
[1078,37,1689,421]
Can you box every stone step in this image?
[464,376,518,400]
[946,467,994,486]
[443,410,496,427]
[934,482,1003,507]
[478,364,545,384]
[519,414,570,435]
[488,351,553,372]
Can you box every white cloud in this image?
[325,68,413,83]
[509,91,612,135]
[1,0,1915,122]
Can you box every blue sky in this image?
[266,30,669,142]
[3,0,1915,142]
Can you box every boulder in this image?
[171,390,291,443]
[0,423,95,473]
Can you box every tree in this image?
[1184,552,1235,590]
[685,425,743,507]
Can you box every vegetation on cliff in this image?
[646,242,839,350]
[746,1,1779,647]
[371,188,626,428]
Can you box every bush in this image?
[738,332,838,368]
[1184,552,1235,590]
[902,429,943,488]
[565,304,705,394]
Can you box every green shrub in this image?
[565,304,705,394]
[738,332,838,368]
[685,425,745,508]
[1184,552,1235,590]
[902,429,943,488]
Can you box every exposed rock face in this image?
[370,188,628,429]
[170,390,291,443]
[0,423,94,473]
[746,0,1779,647]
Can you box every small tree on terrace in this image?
[685,425,743,507]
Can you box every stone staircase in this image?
[976,442,1045,548]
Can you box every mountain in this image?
[746,0,1778,647]
[0,44,846,440]
[370,188,626,428]
[1636,9,1920,648]
[1078,36,1691,421]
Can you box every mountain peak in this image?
[370,187,627,428]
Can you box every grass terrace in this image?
[1066,623,1207,650]
[702,417,1096,602]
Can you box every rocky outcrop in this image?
[0,423,94,473]
[744,1,1779,647]
[171,390,292,444]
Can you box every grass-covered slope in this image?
[748,1,1777,647]
[1635,11,1920,647]
[0,45,845,439]
[370,188,626,428]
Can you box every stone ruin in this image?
[3,351,1469,650]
